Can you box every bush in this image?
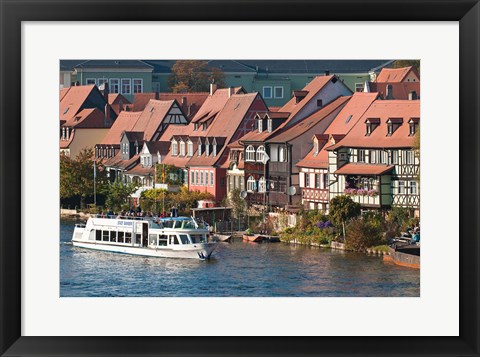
[345,217,386,252]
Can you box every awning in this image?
[334,163,394,176]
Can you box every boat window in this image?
[190,234,206,243]
[158,235,168,246]
[125,232,132,244]
[135,234,141,245]
[163,220,174,229]
[96,230,101,241]
[169,235,179,245]
[118,231,124,243]
[149,234,157,246]
[110,231,117,242]
[179,234,190,244]
[102,230,109,241]
[182,220,195,229]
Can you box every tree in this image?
[225,188,246,219]
[102,180,138,212]
[60,148,107,207]
[393,60,420,73]
[155,164,184,185]
[345,218,384,252]
[328,195,361,239]
[168,60,225,93]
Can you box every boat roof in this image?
[159,217,192,221]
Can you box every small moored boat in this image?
[213,234,232,242]
[242,234,266,243]
[71,215,218,260]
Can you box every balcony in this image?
[301,188,329,202]
[269,161,288,173]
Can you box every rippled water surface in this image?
[60,219,420,297]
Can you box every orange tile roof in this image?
[61,108,111,129]
[101,111,142,145]
[278,75,335,124]
[368,82,420,100]
[131,99,176,141]
[334,163,394,175]
[60,85,97,121]
[376,66,419,83]
[60,88,70,101]
[108,93,130,115]
[190,87,245,124]
[133,92,209,118]
[328,99,420,149]
[126,163,155,176]
[267,96,350,143]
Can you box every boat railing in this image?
[75,223,86,228]
[93,214,146,221]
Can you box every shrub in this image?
[345,217,386,252]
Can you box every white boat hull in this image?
[72,240,217,260]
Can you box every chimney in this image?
[182,96,187,107]
[155,92,159,100]
[325,70,330,76]
[386,84,393,100]
[210,83,217,95]
[408,90,418,100]
[104,104,111,126]
[101,82,109,103]
[228,87,235,98]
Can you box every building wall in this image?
[68,128,110,158]
[76,71,153,101]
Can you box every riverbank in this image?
[60,208,91,219]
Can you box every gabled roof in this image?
[72,60,153,70]
[267,96,350,143]
[61,108,111,129]
[60,85,98,121]
[368,82,420,100]
[123,131,145,144]
[190,87,245,123]
[104,153,140,170]
[144,141,170,156]
[132,92,209,117]
[101,111,142,145]
[327,99,420,149]
[131,99,178,141]
[376,66,420,83]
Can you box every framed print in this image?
[1,0,479,356]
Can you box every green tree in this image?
[60,148,107,207]
[168,60,225,93]
[393,60,420,73]
[103,180,138,212]
[345,218,384,252]
[156,164,184,186]
[224,188,246,219]
[328,195,361,239]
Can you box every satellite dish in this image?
[287,186,297,196]
[239,190,248,199]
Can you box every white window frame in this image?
[179,141,186,156]
[246,145,255,162]
[171,140,178,156]
[98,78,107,87]
[247,176,256,192]
[121,78,132,95]
[200,171,204,186]
[258,119,263,133]
[258,177,266,193]
[410,181,417,194]
[210,172,214,186]
[86,78,96,85]
[256,145,265,162]
[198,142,202,156]
[213,144,217,157]
[190,171,195,185]
[391,150,399,165]
[133,78,143,94]
[358,149,365,163]
[398,181,405,194]
[355,83,364,92]
[267,119,272,133]
[279,146,286,162]
[263,86,273,99]
[187,141,193,157]
[109,78,120,94]
[406,150,414,164]
[274,86,284,99]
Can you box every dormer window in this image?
[198,141,202,156]
[267,119,272,132]
[171,140,178,156]
[365,118,380,136]
[202,123,207,131]
[313,140,319,156]
[408,118,419,136]
[386,118,403,136]
[212,138,217,157]
[179,140,185,156]
[205,142,210,156]
[194,123,198,131]
[187,141,193,157]
[258,119,263,133]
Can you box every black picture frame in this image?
[1,0,479,356]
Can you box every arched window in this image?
[187,141,193,157]
[198,142,202,156]
[247,176,256,192]
[179,140,185,156]
[258,176,266,193]
[171,140,178,156]
[279,146,286,162]
[246,145,255,162]
[256,145,265,162]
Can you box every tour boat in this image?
[71,216,218,260]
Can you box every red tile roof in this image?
[368,82,420,100]
[376,66,420,83]
[131,99,176,141]
[61,108,111,129]
[133,92,209,118]
[334,163,394,175]
[103,153,139,170]
[267,96,350,143]
[327,99,420,149]
[60,85,97,121]
[60,88,69,101]
[108,93,130,115]
[278,75,336,124]
[101,111,142,145]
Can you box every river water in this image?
[60,219,420,297]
